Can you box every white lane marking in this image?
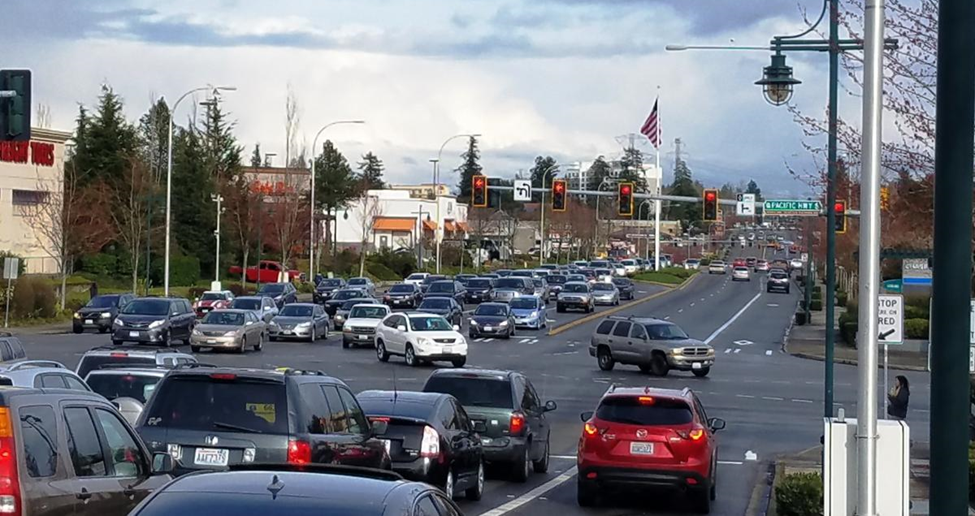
[762,396,784,401]
[736,394,755,399]
[767,303,779,307]
[766,350,773,356]
[734,340,753,346]
[551,455,577,460]
[480,466,578,516]
[690,302,695,307]
[724,349,732,354]
[792,399,814,404]
[703,290,763,344]
[520,338,531,343]
[664,316,671,320]
[718,460,744,466]
[745,451,758,461]
[700,298,705,301]
[734,349,741,354]
[530,339,539,344]
[553,351,578,356]
[485,338,495,343]
[678,308,684,313]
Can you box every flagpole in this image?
[654,90,662,271]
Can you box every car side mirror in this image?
[396,325,407,332]
[709,418,726,432]
[580,411,593,422]
[453,325,460,332]
[544,400,558,412]
[152,452,174,474]
[473,421,487,433]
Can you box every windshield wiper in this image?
[213,421,263,434]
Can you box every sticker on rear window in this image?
[246,403,276,424]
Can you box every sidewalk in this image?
[3,321,71,335]
[784,305,929,372]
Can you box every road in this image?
[16,245,932,516]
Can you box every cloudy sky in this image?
[4,0,853,197]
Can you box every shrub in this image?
[809,299,823,311]
[905,305,929,321]
[905,318,929,339]
[836,291,848,307]
[33,282,57,318]
[841,322,858,347]
[775,472,823,516]
[369,250,416,279]
[0,251,26,277]
[169,256,201,287]
[367,262,401,282]
[10,278,35,319]
[187,287,208,300]
[9,276,57,319]
[227,283,253,297]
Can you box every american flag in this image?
[640,98,660,148]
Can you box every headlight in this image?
[670,348,684,356]
[343,327,352,333]
[499,321,509,327]
[706,348,716,356]
[224,330,238,337]
[192,329,202,336]
[114,318,123,326]
[297,322,312,328]
[148,320,166,329]
[417,337,434,347]
[470,319,479,326]
[73,312,81,319]
[269,321,279,328]
[101,312,112,318]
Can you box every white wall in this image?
[332,189,468,247]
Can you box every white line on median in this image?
[551,455,577,460]
[479,467,578,516]
[762,396,784,401]
[703,289,763,344]
[717,460,744,466]
[724,349,732,354]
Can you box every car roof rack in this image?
[6,360,66,371]
[173,362,222,370]
[226,463,403,481]
[274,367,329,377]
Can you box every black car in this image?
[383,283,422,309]
[136,366,391,475]
[423,369,555,482]
[424,280,467,305]
[417,297,464,326]
[545,274,568,296]
[611,277,636,300]
[313,278,346,304]
[127,467,464,516]
[112,297,197,347]
[419,275,448,295]
[357,391,484,501]
[324,288,370,316]
[73,293,136,334]
[469,302,514,339]
[464,278,494,304]
[495,269,513,277]
[454,274,477,287]
[257,282,298,308]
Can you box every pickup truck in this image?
[229,260,303,284]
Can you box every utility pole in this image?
[412,205,430,270]
[824,0,839,420]
[929,0,975,512]
[211,194,224,285]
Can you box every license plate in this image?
[282,330,292,335]
[630,442,654,455]
[394,300,402,304]
[194,448,229,466]
[129,331,139,337]
[85,319,93,325]
[358,335,370,340]
[207,340,217,345]
[484,326,492,332]
[443,346,454,354]
[692,362,702,370]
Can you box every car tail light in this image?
[287,440,311,464]
[420,425,440,458]
[689,428,705,441]
[583,422,600,437]
[368,416,390,423]
[637,396,655,405]
[509,413,526,436]
[110,352,128,358]
[209,373,237,380]
[0,408,19,515]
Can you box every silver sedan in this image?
[190,309,266,353]
[591,284,620,306]
[268,303,330,341]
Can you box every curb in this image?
[547,274,700,337]
[786,350,929,372]
[744,461,775,516]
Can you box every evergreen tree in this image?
[456,136,482,203]
[667,158,701,230]
[73,85,138,186]
[529,156,558,190]
[170,126,216,278]
[357,152,386,189]
[250,144,263,168]
[746,179,762,201]
[314,141,359,253]
[585,156,613,202]
[201,100,243,182]
[618,147,648,191]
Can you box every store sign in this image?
[0,141,55,167]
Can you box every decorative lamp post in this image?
[754,52,801,106]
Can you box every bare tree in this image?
[272,85,308,272]
[224,175,260,284]
[356,190,385,277]
[108,158,155,293]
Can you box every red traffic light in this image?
[554,182,564,193]
[834,202,844,212]
[621,185,631,195]
[475,177,485,187]
[706,191,716,201]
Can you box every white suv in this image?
[375,312,468,368]
[342,304,391,349]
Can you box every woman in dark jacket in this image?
[887,375,910,420]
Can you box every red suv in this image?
[576,386,726,513]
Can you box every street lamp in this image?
[435,133,481,274]
[165,85,236,296]
[755,52,801,106]
[210,193,225,284]
[594,176,614,257]
[638,200,654,261]
[309,120,365,282]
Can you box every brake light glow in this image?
[689,428,705,441]
[0,408,19,515]
[509,413,526,436]
[368,417,390,423]
[209,373,237,380]
[110,353,128,358]
[584,422,599,436]
[287,440,311,464]
[638,396,655,405]
[420,425,440,458]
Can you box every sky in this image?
[2,0,854,197]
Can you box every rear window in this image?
[596,396,694,426]
[389,284,415,293]
[595,320,615,335]
[231,299,260,310]
[86,373,161,404]
[771,272,788,279]
[427,282,455,293]
[424,376,513,409]
[121,299,169,316]
[563,283,589,293]
[77,355,155,379]
[467,279,492,288]
[144,377,288,434]
[419,298,451,309]
[547,275,567,285]
[496,278,525,289]
[130,493,382,516]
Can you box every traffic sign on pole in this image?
[877,294,903,345]
[763,199,823,216]
[513,180,531,202]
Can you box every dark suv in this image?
[73,293,135,334]
[423,369,556,483]
[112,298,197,347]
[0,388,173,516]
[424,281,467,305]
[256,282,298,308]
[136,366,391,475]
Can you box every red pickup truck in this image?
[229,260,303,284]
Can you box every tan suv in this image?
[589,316,715,377]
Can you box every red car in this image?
[577,386,725,513]
[732,258,747,268]
[192,290,235,317]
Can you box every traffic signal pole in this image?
[823,0,838,419]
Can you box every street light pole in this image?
[211,194,224,284]
[309,120,365,283]
[823,0,839,417]
[435,133,481,274]
[638,200,652,261]
[165,85,235,296]
[593,177,613,257]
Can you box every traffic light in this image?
[703,189,718,221]
[472,175,488,207]
[880,186,890,211]
[834,200,847,234]
[552,179,567,212]
[0,70,31,142]
[618,182,634,216]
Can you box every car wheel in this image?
[503,329,511,340]
[650,354,670,376]
[191,346,202,353]
[342,338,350,349]
[638,363,651,374]
[270,336,278,342]
[405,345,419,367]
[557,305,564,313]
[309,327,316,342]
[444,469,455,500]
[693,366,711,378]
[533,440,550,473]
[451,357,466,368]
[693,483,712,514]
[72,325,84,334]
[238,336,246,354]
[254,333,264,351]
[376,340,390,362]
[511,444,530,482]
[577,479,597,507]
[597,347,615,371]
[785,287,791,294]
[466,460,485,501]
[162,331,172,348]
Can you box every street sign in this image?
[801,253,809,262]
[877,294,903,345]
[2,257,18,281]
[902,257,932,286]
[763,199,822,216]
[513,180,531,202]
[883,279,903,293]
[736,193,756,216]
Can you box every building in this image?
[241,165,310,196]
[0,128,72,274]
[564,159,663,196]
[387,183,451,200]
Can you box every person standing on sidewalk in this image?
[89,281,98,300]
[887,375,910,420]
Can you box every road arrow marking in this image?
[733,340,754,346]
[766,350,773,356]
[724,349,732,354]
[745,451,758,461]
[734,349,741,354]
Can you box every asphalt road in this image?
[14,245,932,516]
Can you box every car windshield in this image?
[711,261,725,266]
[612,279,630,286]
[589,261,609,268]
[509,298,539,310]
[389,284,415,293]
[424,377,513,409]
[407,274,426,281]
[341,300,371,310]
[200,293,226,301]
[563,283,589,293]
[511,271,532,277]
[258,284,284,294]
[86,373,161,404]
[596,397,693,426]
[623,260,635,265]
[86,295,120,308]
[596,269,611,276]
[532,279,545,287]
[567,276,586,283]
[645,323,689,340]
[771,272,789,279]
[409,316,453,331]
[120,299,169,315]
[334,290,362,300]
[202,312,244,326]
[420,298,450,309]
[735,267,748,272]
[144,377,288,433]
[319,279,343,287]
[422,276,445,285]
[593,283,615,291]
[427,282,454,293]
[350,306,387,319]
[495,278,525,289]
[231,299,260,310]
[77,355,157,379]
[547,275,567,284]
[279,305,313,317]
[474,305,507,316]
[468,279,492,288]
[348,278,367,286]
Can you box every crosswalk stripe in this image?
[485,338,495,343]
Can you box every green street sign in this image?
[883,279,903,293]
[763,200,823,215]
